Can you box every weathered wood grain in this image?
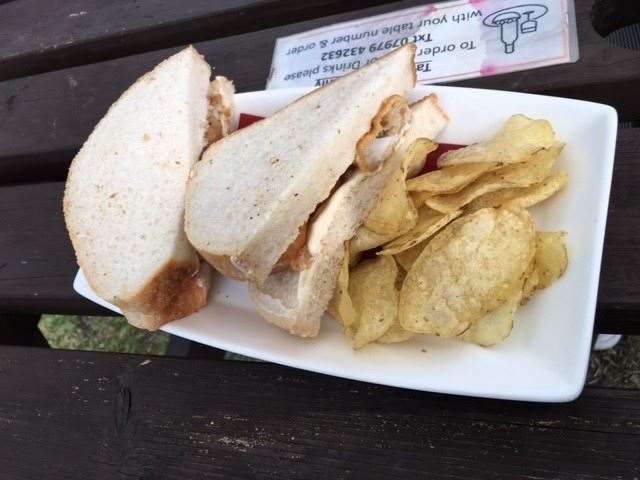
[0,0,394,81]
[0,346,638,479]
[0,314,47,346]
[0,180,112,316]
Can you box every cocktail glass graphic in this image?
[483,4,548,54]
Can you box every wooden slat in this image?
[0,180,112,316]
[0,345,638,479]
[0,129,639,332]
[0,314,47,347]
[598,127,640,318]
[0,0,394,81]
[1,0,639,183]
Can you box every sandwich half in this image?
[185,44,418,286]
[64,46,234,330]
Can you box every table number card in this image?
[267,0,578,89]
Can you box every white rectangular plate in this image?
[74,85,617,402]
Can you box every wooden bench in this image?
[1,1,639,477]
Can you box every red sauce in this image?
[238,113,265,129]
[421,143,465,174]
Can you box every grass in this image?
[38,314,169,355]
[588,335,640,389]
[38,315,639,388]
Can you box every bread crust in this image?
[121,259,211,330]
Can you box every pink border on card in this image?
[289,0,571,84]
[420,0,570,82]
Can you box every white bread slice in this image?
[64,46,217,330]
[402,94,450,177]
[185,44,417,285]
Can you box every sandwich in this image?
[64,46,234,330]
[248,94,448,337]
[186,44,448,337]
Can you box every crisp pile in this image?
[329,115,569,348]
